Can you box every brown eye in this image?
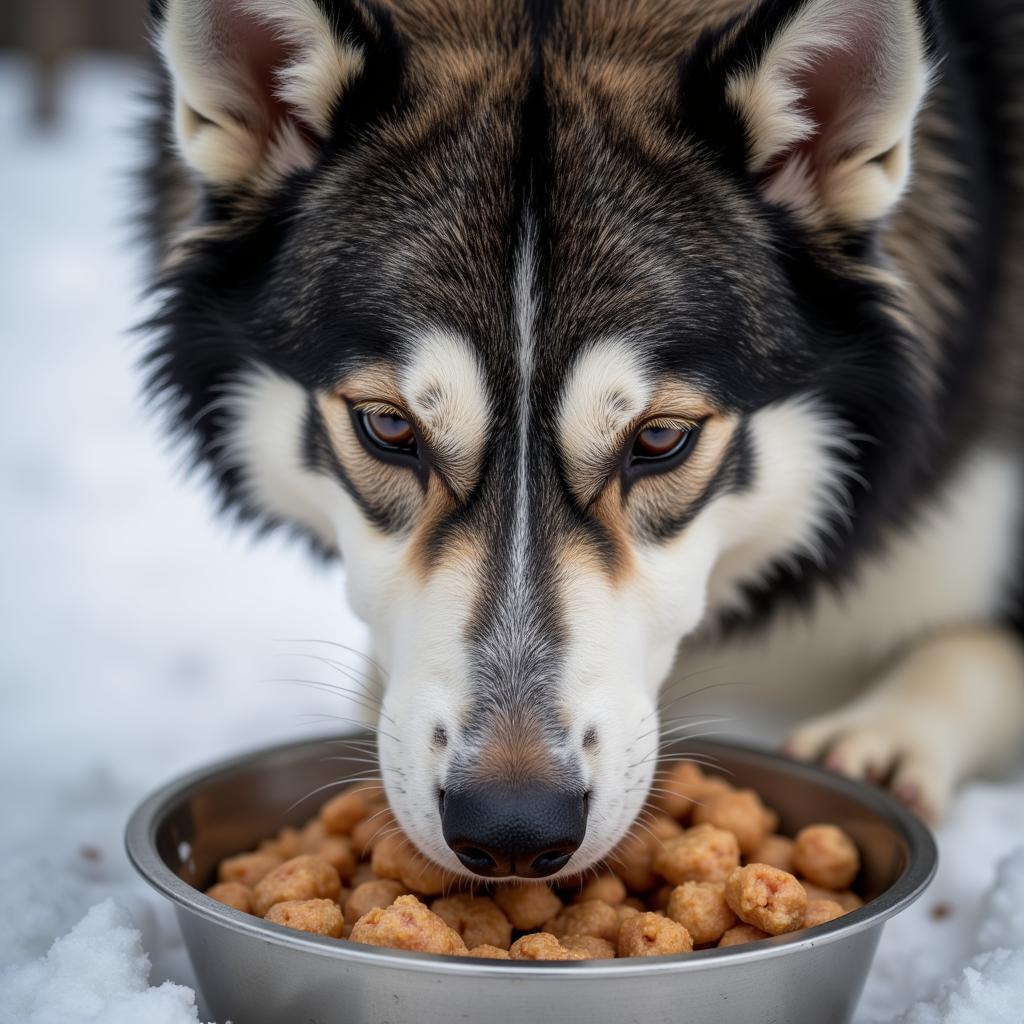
[358,409,417,453]
[635,426,686,457]
[629,421,700,468]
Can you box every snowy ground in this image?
[1,58,1022,1023]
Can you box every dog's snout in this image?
[440,784,588,878]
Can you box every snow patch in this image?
[892,949,1024,1024]
[0,900,210,1024]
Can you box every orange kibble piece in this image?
[645,814,685,842]
[562,934,617,959]
[349,895,466,954]
[546,900,620,942]
[399,848,449,896]
[468,944,511,959]
[344,879,406,923]
[370,831,408,881]
[693,789,770,855]
[350,862,377,887]
[205,881,253,914]
[666,881,737,946]
[649,885,675,912]
[265,898,344,938]
[803,899,846,928]
[609,829,658,893]
[252,855,341,917]
[834,890,864,912]
[509,933,585,961]
[792,825,860,890]
[321,788,373,836]
[653,825,740,885]
[617,912,693,957]
[750,834,795,873]
[314,835,356,880]
[615,903,642,927]
[718,923,770,947]
[493,884,563,931]
[802,882,863,912]
[572,874,626,906]
[725,864,807,935]
[217,851,282,888]
[351,810,394,858]
[260,826,302,860]
[298,819,327,852]
[431,895,512,950]
[653,763,732,821]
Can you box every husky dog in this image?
[143,0,1024,880]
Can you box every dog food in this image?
[265,898,344,938]
[205,761,865,959]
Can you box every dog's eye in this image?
[355,406,418,457]
[629,420,700,469]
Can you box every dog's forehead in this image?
[282,0,797,408]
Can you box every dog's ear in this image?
[157,0,398,188]
[687,0,933,226]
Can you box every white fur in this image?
[681,445,1024,719]
[557,338,654,503]
[707,398,859,614]
[219,366,341,547]
[399,331,491,499]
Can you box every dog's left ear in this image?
[687,0,933,226]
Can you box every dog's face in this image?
[150,0,931,878]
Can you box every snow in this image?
[0,902,207,1024]
[1,57,1022,1023]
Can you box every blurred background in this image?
[1,0,149,124]
[0,0,369,989]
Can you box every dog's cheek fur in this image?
[221,366,343,548]
[705,397,860,618]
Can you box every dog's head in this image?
[148,0,934,879]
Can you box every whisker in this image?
[277,638,389,679]
[282,653,390,715]
[263,693,400,743]
[640,679,751,727]
[318,755,402,773]
[283,778,357,814]
[628,737,730,769]
[268,678,391,724]
[632,714,733,745]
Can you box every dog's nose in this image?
[440,783,588,878]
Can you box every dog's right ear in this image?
[156,0,399,189]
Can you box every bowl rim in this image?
[125,733,937,978]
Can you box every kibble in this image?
[207,761,867,960]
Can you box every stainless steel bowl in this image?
[126,736,936,1024]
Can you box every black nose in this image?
[440,783,588,878]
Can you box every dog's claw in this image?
[785,714,952,823]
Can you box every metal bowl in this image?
[126,735,936,1024]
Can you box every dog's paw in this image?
[784,711,953,823]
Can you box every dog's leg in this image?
[785,625,1024,821]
